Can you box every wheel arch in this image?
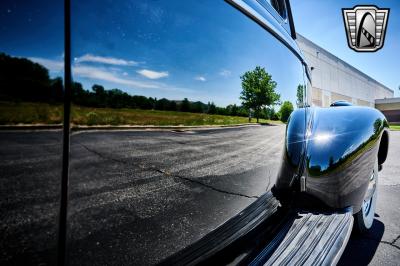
[378,129,389,166]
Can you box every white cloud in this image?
[137,69,169,79]
[73,66,194,93]
[219,69,231,77]
[73,65,160,89]
[195,76,206,82]
[28,56,192,93]
[74,54,138,66]
[28,57,64,72]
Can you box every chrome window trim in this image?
[226,0,309,69]
[256,0,289,28]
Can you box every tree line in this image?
[0,52,294,121]
[72,83,282,119]
[0,53,63,102]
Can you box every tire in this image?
[354,158,378,233]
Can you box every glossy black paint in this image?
[66,1,308,264]
[330,100,353,107]
[276,106,389,212]
[275,108,307,189]
[6,0,389,263]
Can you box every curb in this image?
[0,123,280,131]
[71,123,268,132]
[0,124,63,130]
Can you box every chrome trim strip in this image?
[255,0,289,27]
[331,216,353,266]
[226,0,308,66]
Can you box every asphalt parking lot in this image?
[66,125,285,265]
[0,125,285,265]
[0,127,399,265]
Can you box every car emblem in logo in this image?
[342,5,389,52]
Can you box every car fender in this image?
[276,106,389,212]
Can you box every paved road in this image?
[0,130,62,264]
[67,125,285,265]
[1,127,399,265]
[1,125,285,265]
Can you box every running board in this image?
[250,210,353,266]
[159,192,285,266]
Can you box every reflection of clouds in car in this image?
[194,76,206,82]
[28,55,197,93]
[28,56,64,73]
[137,69,169,79]
[73,65,161,89]
[74,54,139,66]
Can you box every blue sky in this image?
[0,0,399,105]
[291,0,400,97]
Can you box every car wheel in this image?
[354,157,378,233]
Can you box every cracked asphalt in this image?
[66,125,284,265]
[0,125,284,265]
[1,127,399,265]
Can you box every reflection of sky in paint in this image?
[0,0,63,57]
[0,0,305,106]
[306,107,380,172]
[2,1,399,101]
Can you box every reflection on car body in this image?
[0,0,390,265]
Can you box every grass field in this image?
[390,125,400,131]
[0,102,282,126]
[0,102,64,125]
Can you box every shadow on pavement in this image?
[338,218,384,265]
[259,122,281,126]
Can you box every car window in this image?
[0,0,64,264]
[268,0,288,19]
[67,0,307,264]
[256,0,294,36]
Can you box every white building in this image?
[296,34,394,108]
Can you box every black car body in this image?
[0,0,390,265]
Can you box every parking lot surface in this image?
[1,127,399,265]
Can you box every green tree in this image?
[92,84,107,107]
[373,119,382,136]
[296,84,305,108]
[0,52,53,102]
[240,66,280,122]
[155,98,170,110]
[181,98,190,112]
[231,104,239,116]
[263,107,277,120]
[168,100,177,111]
[207,102,217,114]
[279,101,294,122]
[191,101,204,113]
[49,77,64,101]
[226,104,239,116]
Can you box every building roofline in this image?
[296,34,394,95]
[375,97,400,104]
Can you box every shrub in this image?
[86,111,100,125]
[279,101,294,123]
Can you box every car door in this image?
[0,0,309,265]
[66,0,309,265]
[0,0,64,265]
